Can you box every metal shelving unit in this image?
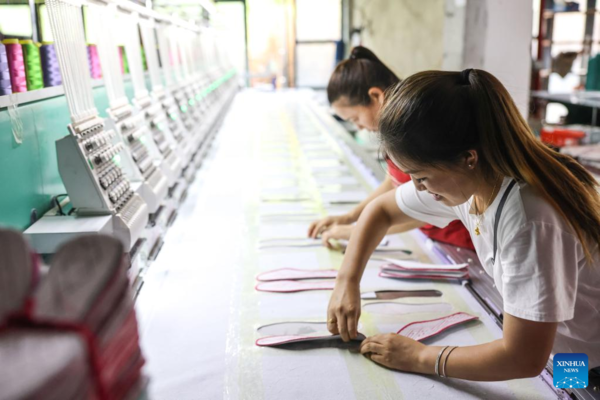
[536,0,597,91]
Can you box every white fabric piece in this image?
[315,176,360,185]
[310,165,350,174]
[259,203,317,214]
[396,178,600,368]
[321,191,369,204]
[0,331,89,400]
[259,223,310,241]
[258,252,321,272]
[261,187,308,197]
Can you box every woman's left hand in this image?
[359,333,428,373]
[321,224,354,248]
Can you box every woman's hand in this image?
[321,224,354,248]
[327,279,361,342]
[360,333,428,373]
[307,214,355,238]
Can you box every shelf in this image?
[543,9,597,18]
[538,68,587,78]
[0,86,65,109]
[0,79,105,109]
[541,39,599,46]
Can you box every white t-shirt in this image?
[396,177,600,369]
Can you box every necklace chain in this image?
[473,176,502,236]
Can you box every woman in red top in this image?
[308,46,473,250]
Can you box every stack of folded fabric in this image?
[0,229,146,400]
[379,258,469,280]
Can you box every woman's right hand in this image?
[307,214,354,238]
[327,278,361,342]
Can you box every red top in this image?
[385,158,475,250]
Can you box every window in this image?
[295,0,341,88]
[0,5,33,38]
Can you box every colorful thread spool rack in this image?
[40,42,62,87]
[2,39,27,93]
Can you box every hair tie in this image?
[459,68,473,85]
[349,53,357,60]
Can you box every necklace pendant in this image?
[475,226,480,236]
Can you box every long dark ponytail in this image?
[379,69,600,261]
[327,46,399,105]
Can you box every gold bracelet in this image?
[441,346,459,378]
[435,346,449,377]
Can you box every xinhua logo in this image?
[554,353,588,389]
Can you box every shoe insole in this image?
[255,280,335,293]
[397,312,479,341]
[257,321,363,336]
[256,268,337,282]
[256,333,366,350]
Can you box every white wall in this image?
[442,0,467,70]
[349,0,533,117]
[351,0,446,79]
[463,0,533,117]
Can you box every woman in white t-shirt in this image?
[328,68,600,380]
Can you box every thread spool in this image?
[2,39,27,93]
[40,42,62,87]
[0,42,13,96]
[141,46,147,71]
[120,46,129,74]
[20,40,44,91]
[87,45,102,79]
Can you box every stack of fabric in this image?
[379,259,469,281]
[0,229,146,400]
